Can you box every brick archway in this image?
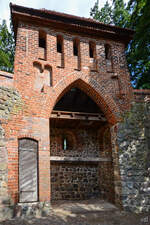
[49,72,120,203]
[47,72,121,124]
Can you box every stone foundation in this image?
[14,202,51,218]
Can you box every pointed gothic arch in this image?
[48,72,121,124]
[49,74,118,202]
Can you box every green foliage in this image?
[90,0,112,24]
[112,0,131,28]
[90,0,150,89]
[0,20,14,73]
[127,0,150,89]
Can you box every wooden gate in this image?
[19,138,38,202]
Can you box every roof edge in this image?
[10,3,134,43]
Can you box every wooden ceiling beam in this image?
[51,110,106,121]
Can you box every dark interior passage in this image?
[54,87,103,114]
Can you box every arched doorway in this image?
[50,87,114,202]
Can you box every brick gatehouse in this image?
[0,3,150,219]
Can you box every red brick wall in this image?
[2,20,133,204]
[0,71,14,88]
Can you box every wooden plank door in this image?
[19,138,38,202]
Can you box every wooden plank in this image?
[50,156,111,162]
[51,110,106,121]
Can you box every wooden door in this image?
[19,138,38,202]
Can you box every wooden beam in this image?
[51,110,106,121]
[50,156,111,162]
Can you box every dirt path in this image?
[1,200,150,225]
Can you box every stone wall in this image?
[50,127,100,158]
[0,124,13,220]
[117,100,150,213]
[0,85,22,220]
[50,126,114,202]
[0,86,22,119]
[50,127,100,200]
[51,162,100,200]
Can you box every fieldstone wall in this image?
[0,86,22,220]
[51,162,100,200]
[50,126,114,202]
[0,124,14,220]
[50,127,100,157]
[0,86,22,119]
[50,127,101,200]
[117,100,150,213]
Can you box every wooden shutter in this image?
[19,138,38,202]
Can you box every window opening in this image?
[89,42,94,58]
[57,35,63,53]
[62,134,74,150]
[105,44,111,60]
[73,39,79,56]
[39,31,46,49]
[63,137,67,150]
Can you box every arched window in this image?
[18,138,38,203]
[62,136,67,150]
[62,133,74,150]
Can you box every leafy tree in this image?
[90,0,150,89]
[90,0,112,24]
[0,20,14,73]
[112,0,131,28]
[127,0,150,88]
[90,0,130,27]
